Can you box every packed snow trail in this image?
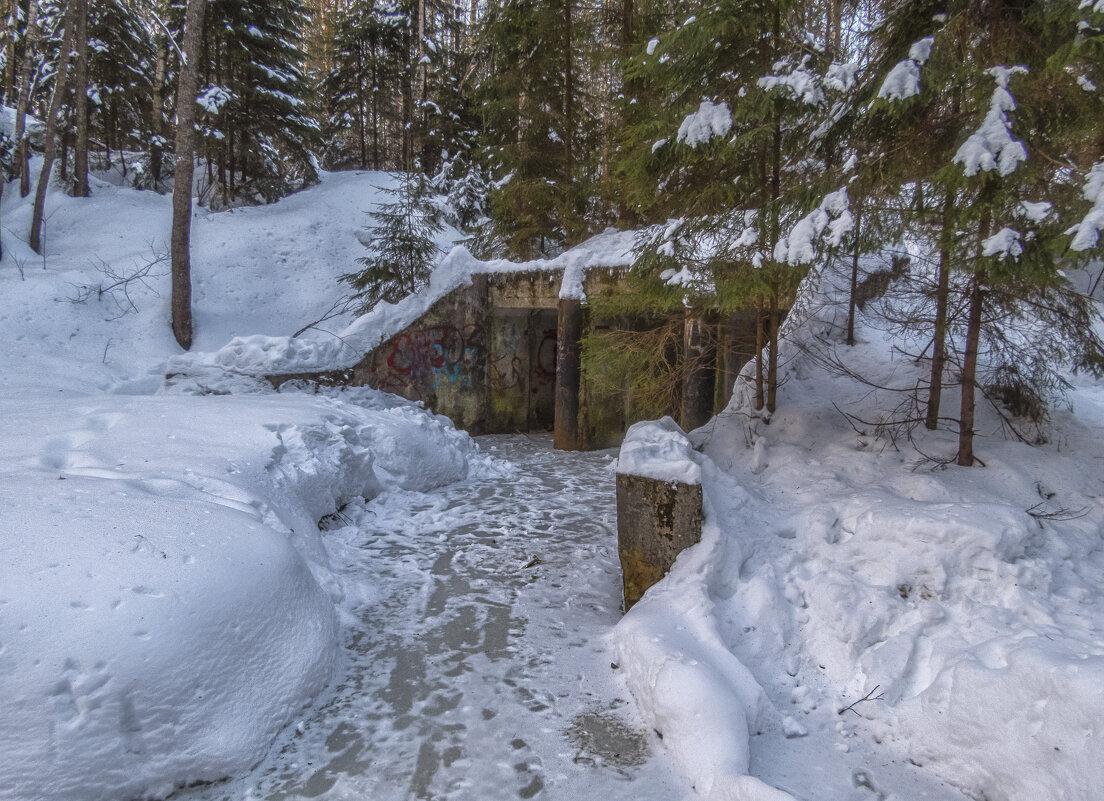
[181,435,689,801]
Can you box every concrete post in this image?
[681,313,716,432]
[554,298,583,450]
[616,474,703,610]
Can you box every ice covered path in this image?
[184,435,688,801]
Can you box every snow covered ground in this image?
[0,170,506,800]
[171,435,688,801]
[613,270,1104,801]
[6,160,1103,801]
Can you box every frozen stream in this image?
[183,435,688,801]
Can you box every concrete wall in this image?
[268,268,769,448]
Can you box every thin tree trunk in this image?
[562,0,575,244]
[2,1,16,104]
[826,0,842,60]
[357,45,366,169]
[15,0,38,197]
[59,124,68,179]
[170,0,208,350]
[371,66,380,170]
[957,210,991,467]
[417,0,426,141]
[754,295,765,411]
[29,0,75,254]
[69,0,89,197]
[957,271,984,466]
[926,193,954,429]
[401,22,414,168]
[847,208,862,346]
[767,288,780,413]
[150,34,168,187]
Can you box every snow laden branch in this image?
[1067,162,1104,252]
[773,188,855,266]
[676,100,732,148]
[953,66,1028,177]
[876,36,934,102]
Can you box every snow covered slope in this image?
[614,268,1104,801]
[0,171,496,801]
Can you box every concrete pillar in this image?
[681,313,716,432]
[616,474,703,610]
[554,298,583,450]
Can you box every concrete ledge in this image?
[616,473,702,610]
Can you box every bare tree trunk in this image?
[925,193,954,429]
[170,0,208,350]
[956,271,984,466]
[754,295,765,411]
[562,0,575,245]
[417,0,426,139]
[357,45,366,169]
[825,0,842,59]
[2,0,16,104]
[150,34,169,187]
[767,288,780,413]
[399,19,413,168]
[29,0,75,254]
[847,208,861,346]
[69,0,89,197]
[15,0,38,197]
[957,209,991,467]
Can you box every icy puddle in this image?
[182,435,688,801]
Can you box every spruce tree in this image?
[474,0,595,258]
[86,0,155,179]
[320,1,404,170]
[617,0,849,413]
[861,0,1104,464]
[340,170,445,311]
[199,0,317,206]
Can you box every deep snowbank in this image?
[0,171,501,800]
[0,391,494,801]
[614,266,1104,800]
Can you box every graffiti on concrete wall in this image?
[534,328,557,381]
[373,324,484,393]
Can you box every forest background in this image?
[2,0,1104,468]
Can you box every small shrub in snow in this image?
[340,171,445,311]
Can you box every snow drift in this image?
[0,170,499,801]
[614,262,1104,801]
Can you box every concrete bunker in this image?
[268,268,766,450]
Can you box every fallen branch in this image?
[838,684,885,716]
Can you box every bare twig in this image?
[293,294,358,338]
[1025,502,1090,523]
[61,249,169,319]
[838,684,885,716]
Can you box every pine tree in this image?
[199,0,318,206]
[86,0,155,180]
[617,0,849,413]
[340,170,445,310]
[474,0,595,258]
[861,0,1104,464]
[320,1,404,170]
